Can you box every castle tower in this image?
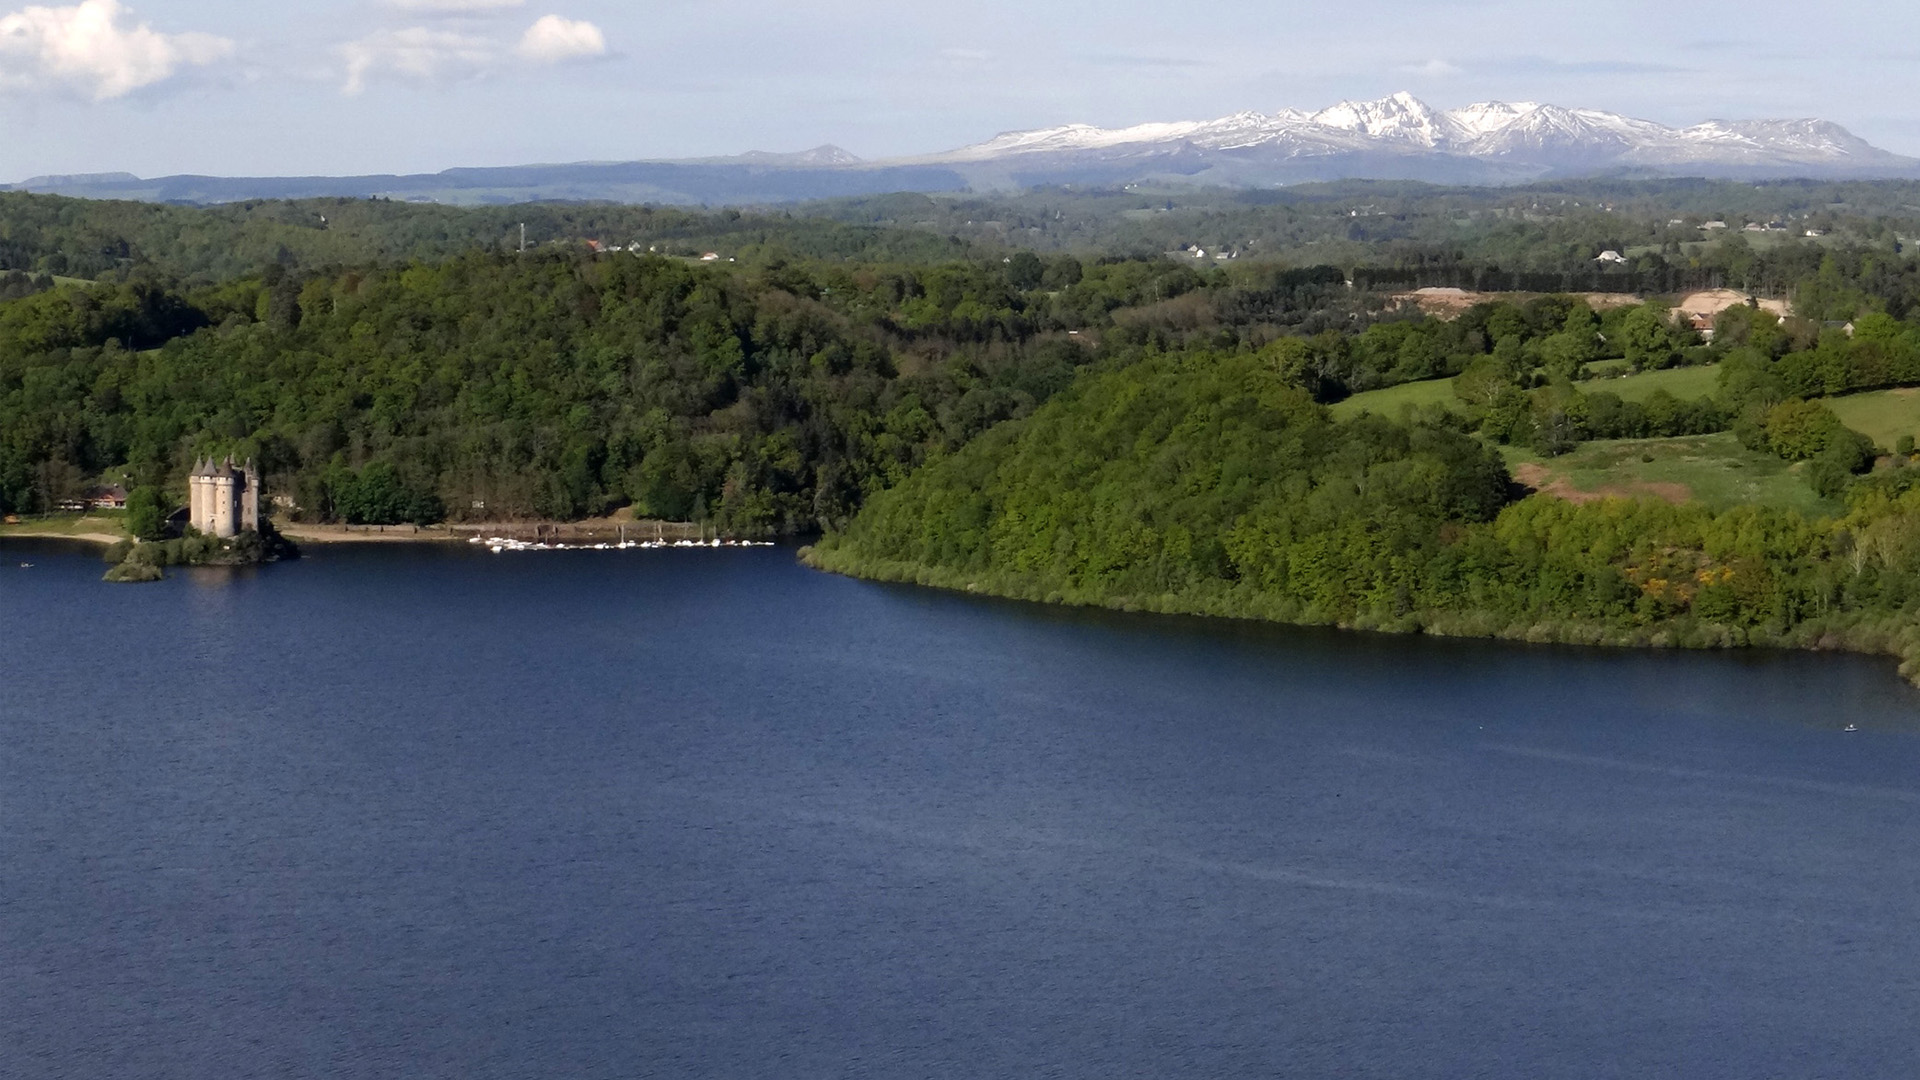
[241,459,259,534]
[212,463,236,538]
[187,456,259,538]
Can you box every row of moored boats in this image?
[469,536,774,554]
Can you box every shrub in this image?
[1762,399,1847,461]
[124,485,168,541]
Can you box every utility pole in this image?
[519,223,527,254]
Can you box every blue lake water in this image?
[5,539,1920,1078]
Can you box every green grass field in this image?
[1580,362,1721,402]
[1826,388,1920,451]
[1503,433,1836,517]
[1335,363,1722,421]
[1329,378,1462,419]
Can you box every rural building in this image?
[83,485,128,510]
[189,457,260,538]
[1595,250,1628,264]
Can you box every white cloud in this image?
[1396,58,1462,78]
[340,26,493,94]
[384,0,526,13]
[337,13,607,92]
[515,14,605,64]
[0,0,232,100]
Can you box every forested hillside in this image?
[12,178,1920,303]
[3,246,1355,530]
[0,193,981,283]
[807,351,1920,680]
[817,179,1920,295]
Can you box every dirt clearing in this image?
[1513,462,1692,506]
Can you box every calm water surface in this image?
[4,540,1920,1078]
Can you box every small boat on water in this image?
[1844,724,1860,733]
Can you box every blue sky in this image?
[2,0,1917,179]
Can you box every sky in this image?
[1,0,1918,180]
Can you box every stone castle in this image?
[188,457,260,538]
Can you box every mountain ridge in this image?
[8,93,1915,206]
[917,92,1913,178]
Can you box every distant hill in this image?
[9,152,970,207]
[12,95,1919,206]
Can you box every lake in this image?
[5,540,1920,1078]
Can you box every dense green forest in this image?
[0,193,983,283]
[4,243,1354,529]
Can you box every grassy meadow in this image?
[1826,388,1920,451]
[1502,433,1836,517]
[0,511,127,542]
[1335,363,1724,421]
[1328,377,1461,419]
[1580,362,1722,402]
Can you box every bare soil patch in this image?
[1672,289,1792,320]
[0,529,120,546]
[1393,288,1644,319]
[1513,462,1692,506]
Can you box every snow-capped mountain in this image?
[1311,92,1456,146]
[914,92,1918,184]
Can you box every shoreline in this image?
[799,545,1920,689]
[0,529,123,546]
[3,515,716,548]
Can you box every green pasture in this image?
[1826,388,1920,451]
[1336,362,1722,421]
[1503,433,1835,517]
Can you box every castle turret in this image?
[189,457,218,534]
[211,459,236,538]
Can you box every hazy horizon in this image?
[2,0,1917,181]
